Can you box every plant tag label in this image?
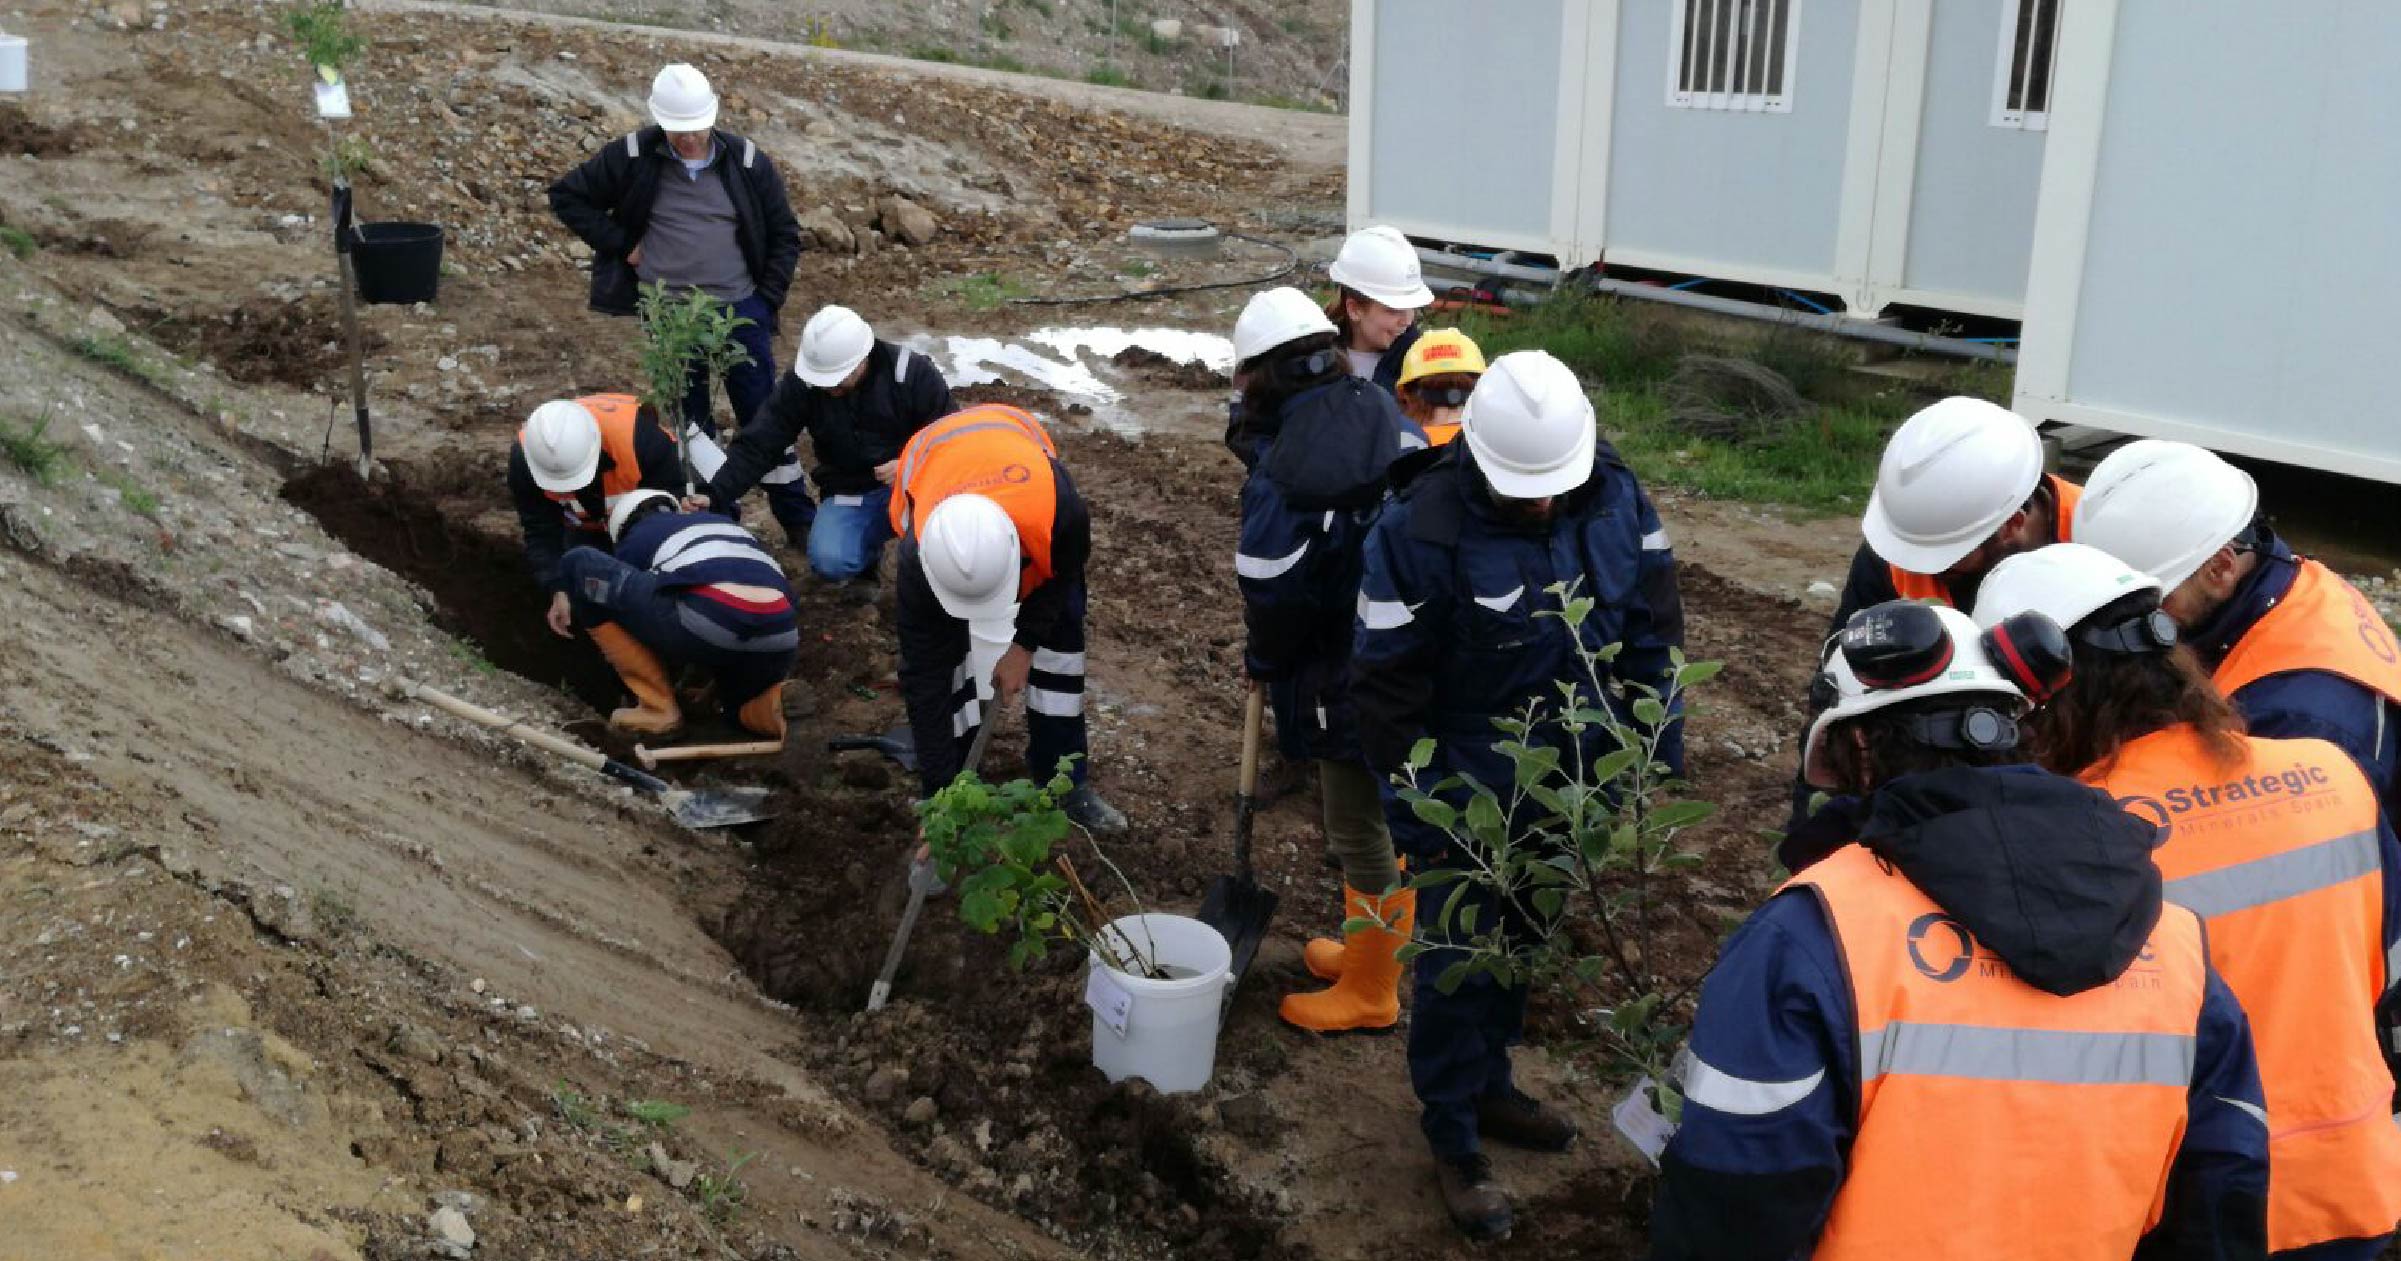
[1611,1075,1677,1169]
[1084,967,1134,1039]
[313,78,352,120]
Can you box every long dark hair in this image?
[1236,331,1342,425]
[2026,592,2246,777]
[1819,698,2031,796]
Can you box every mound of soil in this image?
[0,111,86,157]
[280,461,623,712]
[1112,345,1229,392]
[147,295,382,389]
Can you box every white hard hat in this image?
[1971,543,2162,636]
[1860,397,2045,574]
[523,399,603,492]
[608,488,680,543]
[2074,440,2259,591]
[1802,603,2030,788]
[1327,225,1434,311]
[648,63,718,133]
[1462,350,1596,500]
[920,493,1022,629]
[1232,286,1337,364]
[793,304,874,388]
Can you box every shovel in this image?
[1197,682,1278,1001]
[400,681,776,830]
[866,715,995,1013]
[827,722,919,772]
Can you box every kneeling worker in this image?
[511,394,686,639]
[1655,600,2270,1260]
[559,489,796,738]
[890,403,1125,832]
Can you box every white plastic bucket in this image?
[1087,913,1232,1094]
[0,36,27,94]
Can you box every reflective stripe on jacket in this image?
[1785,842,2208,1260]
[889,404,1059,598]
[1888,475,2082,603]
[2087,728,2401,1251]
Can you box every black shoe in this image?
[1062,785,1129,834]
[1477,1087,1578,1153]
[1434,1152,1513,1242]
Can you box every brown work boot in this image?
[1477,1086,1579,1153]
[1434,1152,1514,1242]
[589,624,683,737]
[735,682,788,741]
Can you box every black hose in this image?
[1004,231,1300,306]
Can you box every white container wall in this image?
[1347,0,2051,317]
[2016,0,2401,483]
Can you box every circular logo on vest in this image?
[1001,463,1033,485]
[2117,794,2173,845]
[1906,913,1974,983]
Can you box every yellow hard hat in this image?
[1398,329,1488,388]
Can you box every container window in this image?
[1670,0,1799,114]
[1991,0,2061,131]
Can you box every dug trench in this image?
[276,389,1823,1255]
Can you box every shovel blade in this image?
[662,787,778,830]
[1198,875,1278,984]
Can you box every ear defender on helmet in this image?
[2077,607,2181,656]
[1978,611,2074,704]
[1270,348,1337,386]
[1839,601,1956,690]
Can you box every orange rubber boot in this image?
[589,624,683,736]
[735,682,787,740]
[1279,885,1415,1033]
[1302,861,1404,981]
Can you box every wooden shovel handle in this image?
[1236,681,1265,798]
[635,739,786,769]
[399,680,606,771]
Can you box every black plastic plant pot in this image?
[350,221,444,305]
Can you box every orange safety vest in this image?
[518,393,659,535]
[2086,727,2401,1251]
[1783,844,2208,1261]
[2215,558,2401,707]
[1422,420,1462,447]
[888,404,1060,599]
[1890,475,2083,604]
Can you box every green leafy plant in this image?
[1389,582,1720,1094]
[922,758,1159,976]
[322,135,374,186]
[96,468,162,517]
[285,0,365,74]
[552,1082,603,1132]
[636,282,756,486]
[0,225,35,260]
[0,413,72,486]
[1085,63,1132,87]
[947,272,1028,310]
[693,1150,757,1224]
[624,1099,690,1128]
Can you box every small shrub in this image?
[284,0,364,73]
[907,44,960,63]
[636,282,755,485]
[693,1151,757,1225]
[1016,0,1052,16]
[1086,64,1133,87]
[923,758,1160,975]
[0,225,35,260]
[552,1083,603,1132]
[1748,324,1855,403]
[0,414,71,486]
[1196,76,1230,100]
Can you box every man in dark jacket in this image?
[547,63,811,540]
[1352,350,1684,1240]
[700,305,955,594]
[1656,600,2269,1261]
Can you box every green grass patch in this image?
[1085,63,1132,87]
[1454,289,1685,390]
[1246,92,1337,114]
[906,44,959,63]
[0,225,35,260]
[96,468,161,517]
[0,414,72,486]
[694,1151,757,1225]
[1602,387,1894,513]
[70,332,174,388]
[624,1099,690,1128]
[948,272,1029,310]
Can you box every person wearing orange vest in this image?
[2075,440,2401,820]
[1656,599,2270,1261]
[1782,396,2080,844]
[1977,543,2401,1260]
[509,395,686,639]
[888,403,1125,832]
[1394,328,1485,448]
